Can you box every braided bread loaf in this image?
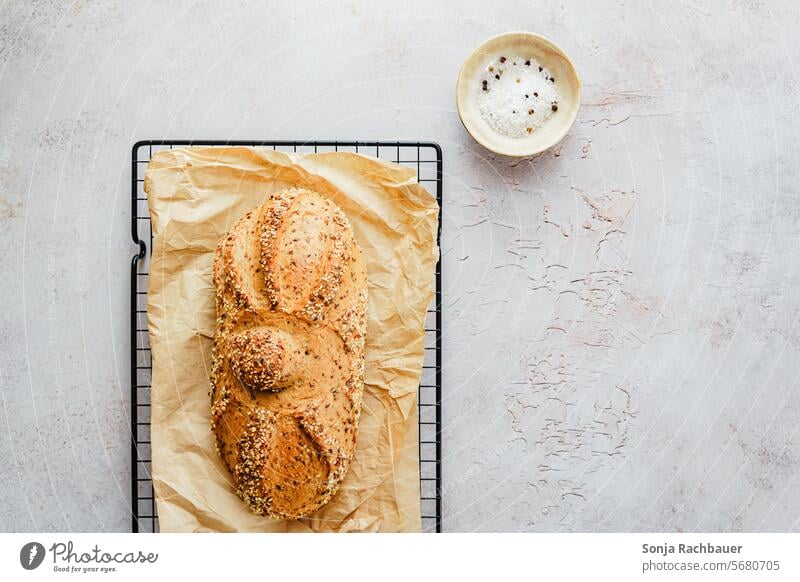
[210,187,368,519]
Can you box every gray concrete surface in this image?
[2,0,800,532]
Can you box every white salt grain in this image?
[477,55,560,139]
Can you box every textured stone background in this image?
[1,0,799,532]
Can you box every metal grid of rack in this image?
[131,140,442,533]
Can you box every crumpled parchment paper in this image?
[144,146,439,532]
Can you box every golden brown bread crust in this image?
[210,187,368,519]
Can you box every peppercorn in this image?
[534,92,538,97]
[525,60,531,66]
[528,109,534,115]
[495,74,500,80]
[551,104,558,111]
[500,56,506,63]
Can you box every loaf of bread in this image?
[210,187,368,519]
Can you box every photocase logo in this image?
[17,540,158,573]
[19,542,46,570]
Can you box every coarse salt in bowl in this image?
[457,32,581,157]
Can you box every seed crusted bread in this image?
[210,187,368,520]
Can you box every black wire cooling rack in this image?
[131,140,443,533]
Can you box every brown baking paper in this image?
[143,147,438,532]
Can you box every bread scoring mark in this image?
[302,206,348,322]
[234,408,276,516]
[259,189,301,309]
[339,289,368,353]
[298,405,343,469]
[297,403,353,500]
[220,211,257,312]
[211,382,230,423]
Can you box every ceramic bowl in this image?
[456,32,581,157]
